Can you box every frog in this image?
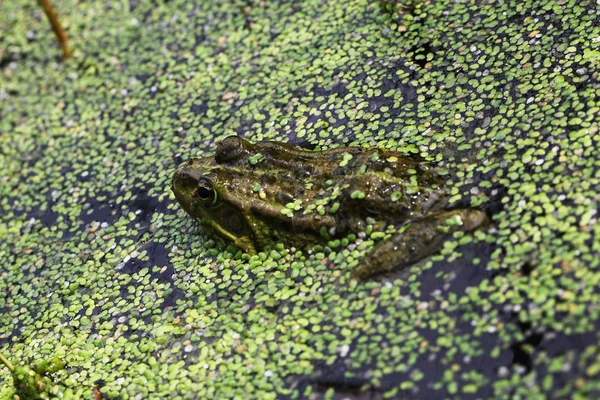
[172,135,489,279]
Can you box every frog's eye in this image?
[215,136,245,164]
[195,179,218,205]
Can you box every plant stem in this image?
[0,352,15,372]
[37,0,71,59]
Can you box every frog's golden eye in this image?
[215,136,244,164]
[194,179,218,205]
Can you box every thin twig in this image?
[37,0,71,59]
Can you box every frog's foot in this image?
[351,209,489,280]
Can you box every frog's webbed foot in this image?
[351,209,489,280]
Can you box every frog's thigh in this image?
[351,209,488,279]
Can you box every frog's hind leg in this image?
[351,209,488,280]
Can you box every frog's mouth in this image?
[199,215,257,255]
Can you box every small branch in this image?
[0,352,15,373]
[37,0,71,59]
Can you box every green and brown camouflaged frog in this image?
[172,136,488,279]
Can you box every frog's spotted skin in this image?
[172,136,488,277]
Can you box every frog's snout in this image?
[171,164,190,204]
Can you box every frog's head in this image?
[172,136,260,254]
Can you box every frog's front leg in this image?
[352,209,489,279]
